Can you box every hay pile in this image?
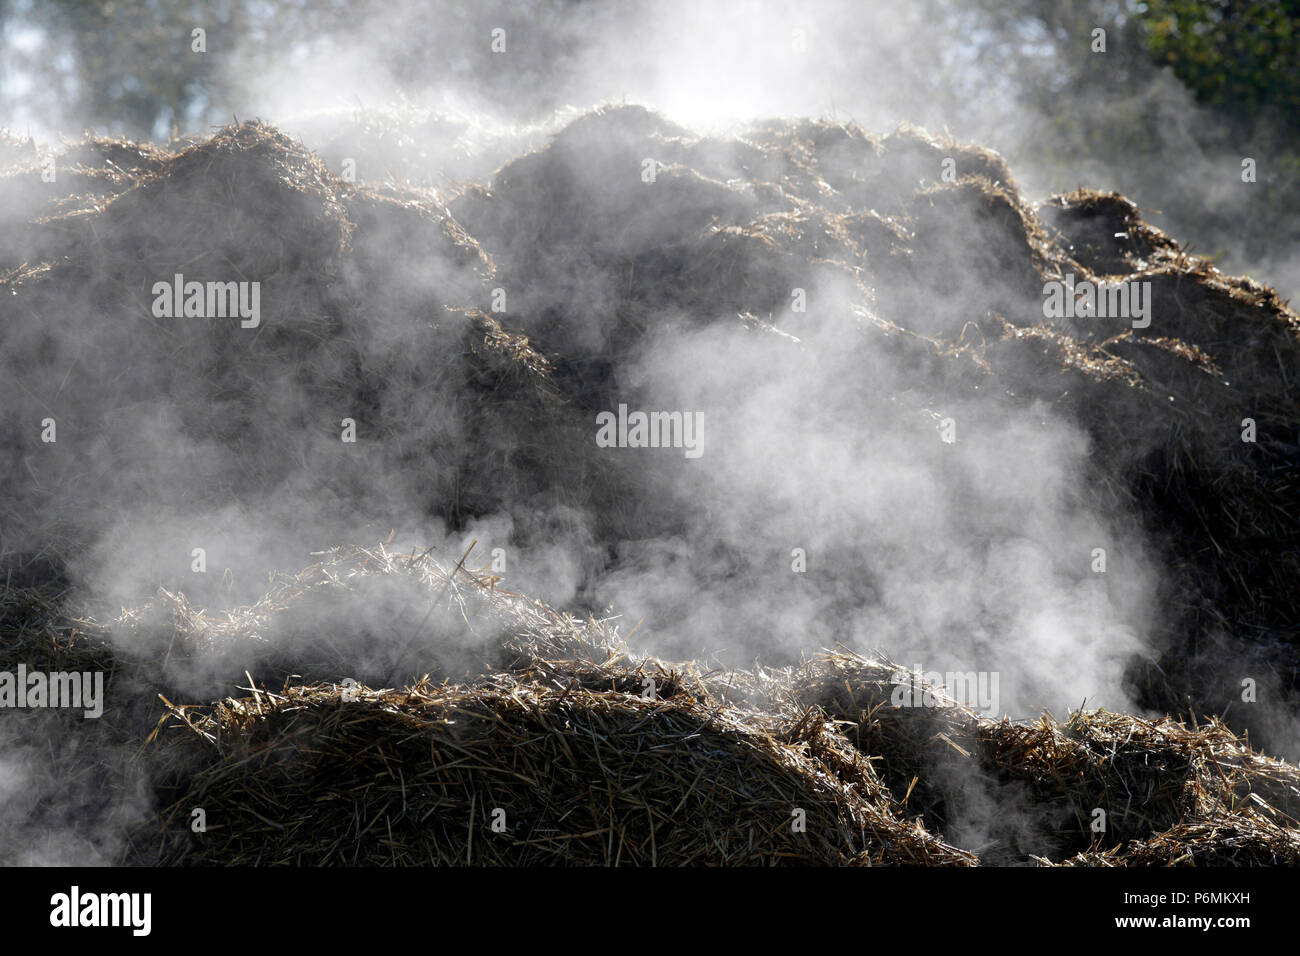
[140,674,963,866]
[445,109,1300,728]
[793,650,1300,865]
[101,544,968,866]
[0,541,1295,865]
[102,550,1294,866]
[3,104,1300,864]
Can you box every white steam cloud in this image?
[1,0,1293,865]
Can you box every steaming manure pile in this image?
[114,547,1296,866]
[1,541,1296,866]
[142,675,954,866]
[794,652,1300,865]
[3,105,1300,865]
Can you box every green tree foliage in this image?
[1140,0,1300,122]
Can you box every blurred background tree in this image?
[0,0,586,139]
[1142,0,1299,120]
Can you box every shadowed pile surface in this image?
[2,105,1299,865]
[1,543,1296,866]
